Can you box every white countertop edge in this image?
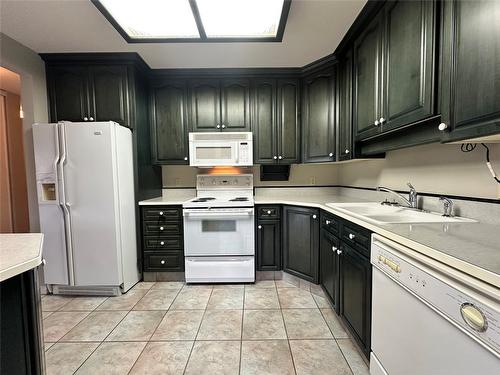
[0,257,43,283]
[0,234,44,282]
[139,200,187,206]
[255,198,500,288]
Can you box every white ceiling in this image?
[0,0,366,69]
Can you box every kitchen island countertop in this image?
[0,233,44,282]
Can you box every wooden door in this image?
[277,79,300,163]
[221,78,251,131]
[252,79,277,164]
[338,50,353,161]
[256,220,281,271]
[189,79,221,132]
[320,230,339,310]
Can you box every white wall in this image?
[339,143,500,200]
[1,33,48,231]
[162,164,340,188]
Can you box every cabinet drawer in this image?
[321,211,340,236]
[143,237,182,251]
[341,221,370,258]
[144,252,184,272]
[142,207,181,221]
[258,206,281,219]
[143,222,182,235]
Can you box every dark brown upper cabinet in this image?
[302,68,336,163]
[353,15,384,141]
[381,0,436,133]
[189,78,250,132]
[253,78,299,164]
[440,0,500,142]
[354,0,437,141]
[338,49,354,161]
[151,80,190,164]
[47,64,130,127]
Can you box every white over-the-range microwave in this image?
[188,132,253,167]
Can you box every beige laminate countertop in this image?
[139,188,500,288]
[0,233,44,282]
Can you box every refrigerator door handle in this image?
[58,123,76,285]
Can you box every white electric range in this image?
[182,174,255,283]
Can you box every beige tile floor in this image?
[42,280,369,375]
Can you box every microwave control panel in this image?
[238,142,252,164]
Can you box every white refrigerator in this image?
[33,121,139,295]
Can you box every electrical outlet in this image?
[310,176,316,185]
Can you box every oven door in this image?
[183,208,254,256]
[189,141,239,167]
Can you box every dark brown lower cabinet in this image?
[256,220,281,271]
[339,242,372,358]
[282,205,319,283]
[320,229,340,313]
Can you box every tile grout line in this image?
[238,283,247,375]
[276,282,298,375]
[182,284,214,375]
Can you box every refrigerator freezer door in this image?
[32,123,69,285]
[62,122,122,286]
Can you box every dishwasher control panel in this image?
[372,240,500,356]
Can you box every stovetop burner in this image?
[191,197,216,202]
[229,197,249,202]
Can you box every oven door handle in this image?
[183,210,254,218]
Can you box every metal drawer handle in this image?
[337,249,342,255]
[345,149,350,154]
[160,226,164,231]
[258,225,262,229]
[184,157,188,161]
[332,246,337,252]
[221,124,226,129]
[438,123,448,131]
[159,211,164,216]
[312,214,317,219]
[329,152,333,157]
[160,241,165,246]
[267,210,272,215]
[89,117,94,121]
[160,260,166,265]
[273,156,277,160]
[83,117,88,121]
[278,155,283,160]
[216,124,221,129]
[325,220,331,225]
[349,233,355,240]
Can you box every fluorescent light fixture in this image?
[196,0,285,38]
[98,0,200,39]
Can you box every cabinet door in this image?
[221,79,251,131]
[340,243,372,357]
[151,81,189,164]
[253,79,277,164]
[47,65,89,122]
[382,0,436,132]
[302,70,336,163]
[338,50,353,161]
[277,79,300,164]
[89,65,129,126]
[440,0,500,141]
[282,206,319,283]
[256,220,281,271]
[353,15,383,140]
[320,230,339,312]
[189,79,221,132]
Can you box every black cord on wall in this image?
[461,143,500,184]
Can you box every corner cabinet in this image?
[354,0,437,141]
[253,78,300,164]
[302,68,336,163]
[47,64,130,127]
[440,0,500,142]
[282,205,319,283]
[189,78,250,132]
[150,80,190,164]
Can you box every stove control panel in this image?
[197,174,253,189]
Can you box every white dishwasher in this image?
[370,234,500,375]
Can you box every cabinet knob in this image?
[374,120,380,126]
[345,149,350,154]
[278,155,283,160]
[83,117,88,121]
[258,225,262,229]
[329,152,333,157]
[160,260,166,265]
[216,124,221,129]
[89,117,94,121]
[267,210,272,214]
[159,211,164,215]
[337,249,343,255]
[438,123,448,131]
[332,245,337,252]
[325,220,330,225]
[312,214,317,219]
[379,117,385,124]
[160,241,165,246]
[348,233,355,240]
[160,226,164,231]
[273,156,277,160]
[221,124,226,129]
[184,157,188,161]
